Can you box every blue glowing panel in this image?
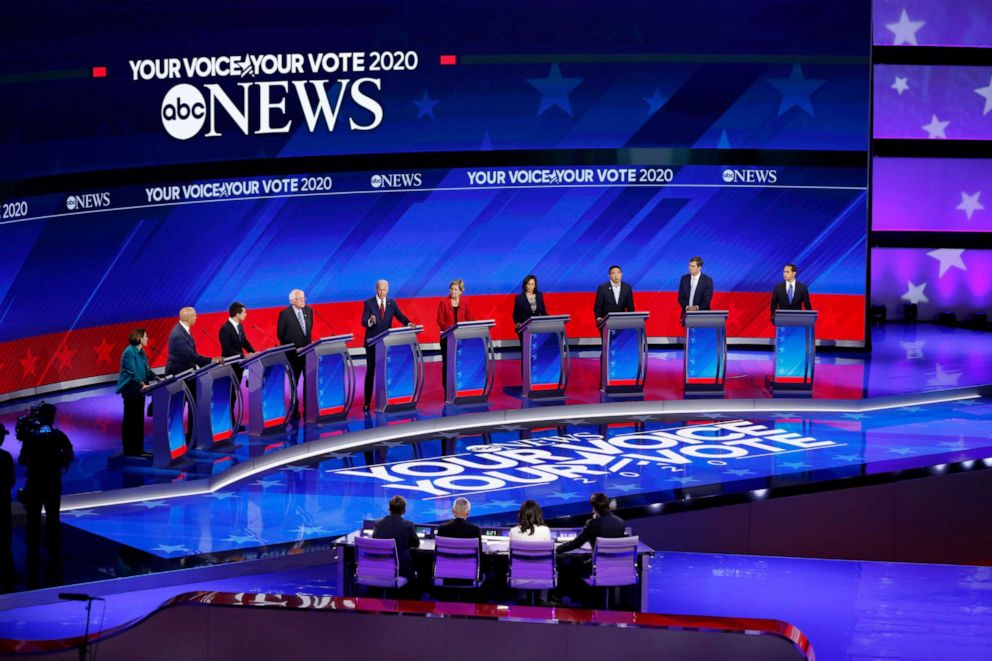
[686,327,720,383]
[871,248,992,319]
[316,353,346,416]
[261,363,287,426]
[874,65,992,141]
[209,377,234,442]
[775,326,810,383]
[385,344,415,405]
[873,158,992,232]
[530,333,562,388]
[607,329,639,385]
[455,337,487,396]
[874,1,992,47]
[166,391,186,460]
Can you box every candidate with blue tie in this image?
[770,263,812,322]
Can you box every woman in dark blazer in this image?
[513,274,548,343]
[115,328,158,457]
[437,279,475,391]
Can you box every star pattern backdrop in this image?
[874,2,992,48]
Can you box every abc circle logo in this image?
[161,84,206,140]
[66,196,78,210]
[370,175,383,189]
[721,169,735,183]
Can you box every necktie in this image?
[238,324,245,346]
[787,283,794,304]
[380,300,385,321]
[296,308,306,335]
[689,278,697,307]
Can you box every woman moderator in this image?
[509,499,551,541]
[115,328,158,457]
[436,278,475,391]
[512,274,548,343]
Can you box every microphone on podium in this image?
[252,324,279,348]
[59,592,101,602]
[311,306,333,333]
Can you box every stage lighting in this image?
[903,303,918,323]
[870,304,887,324]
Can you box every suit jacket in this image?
[362,297,412,346]
[165,323,211,375]
[437,297,475,333]
[436,517,482,539]
[219,320,256,358]
[770,280,812,321]
[276,305,314,348]
[678,273,714,316]
[116,345,158,395]
[556,511,627,555]
[512,291,548,327]
[594,282,635,320]
[372,513,421,580]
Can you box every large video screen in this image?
[0,1,870,394]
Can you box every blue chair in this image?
[355,536,408,591]
[508,538,556,604]
[433,536,483,588]
[583,536,639,609]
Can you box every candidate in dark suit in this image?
[594,265,635,323]
[770,263,812,322]
[276,289,313,417]
[436,497,482,538]
[372,495,421,583]
[437,279,476,391]
[116,328,159,457]
[164,307,213,375]
[513,274,549,342]
[219,302,256,381]
[556,492,626,555]
[677,256,714,323]
[362,279,413,411]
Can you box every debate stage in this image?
[2,323,991,659]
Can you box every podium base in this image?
[600,384,644,395]
[771,379,814,397]
[684,382,725,398]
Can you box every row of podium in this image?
[143,310,818,467]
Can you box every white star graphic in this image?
[133,500,170,509]
[152,544,191,555]
[765,63,826,117]
[65,509,98,518]
[900,340,926,360]
[927,363,962,387]
[885,9,926,46]
[956,191,984,220]
[892,77,909,95]
[926,249,967,278]
[975,76,992,116]
[921,115,949,139]
[901,281,928,305]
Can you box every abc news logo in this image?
[65,192,111,211]
[370,173,423,189]
[721,169,778,184]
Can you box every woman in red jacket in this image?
[437,279,475,392]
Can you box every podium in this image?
[241,344,296,435]
[599,312,650,394]
[772,310,818,394]
[299,334,355,423]
[192,356,242,450]
[369,325,424,413]
[441,320,496,405]
[519,314,570,399]
[146,369,194,466]
[684,310,729,394]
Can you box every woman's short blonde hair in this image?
[449,278,465,292]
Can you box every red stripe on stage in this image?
[170,444,187,460]
[387,396,413,405]
[319,405,345,415]
[212,429,233,442]
[608,379,638,386]
[774,377,810,383]
[263,417,284,428]
[686,377,718,384]
[530,383,559,391]
[456,389,484,397]
[439,54,457,65]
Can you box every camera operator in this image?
[17,403,74,585]
[0,424,14,592]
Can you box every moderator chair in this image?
[433,535,483,589]
[355,536,408,594]
[582,535,639,610]
[508,537,556,605]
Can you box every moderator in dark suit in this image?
[361,288,412,408]
[593,282,635,321]
[678,273,714,319]
[165,322,211,375]
[372,513,421,581]
[436,517,482,539]
[556,511,626,555]
[770,280,812,321]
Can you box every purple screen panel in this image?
[871,248,992,317]
[873,158,991,232]
[874,65,992,140]
[874,1,992,48]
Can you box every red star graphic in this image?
[94,336,116,364]
[95,415,113,435]
[54,341,77,371]
[20,349,38,378]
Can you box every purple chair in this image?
[355,536,408,590]
[432,536,483,588]
[582,536,639,609]
[508,538,556,604]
